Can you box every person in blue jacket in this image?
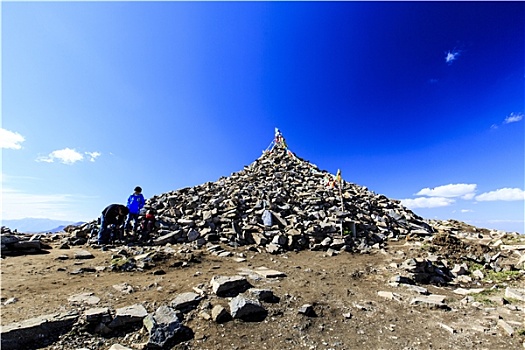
[125,186,145,233]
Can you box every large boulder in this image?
[143,305,192,348]
[210,275,251,297]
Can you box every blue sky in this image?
[2,1,524,233]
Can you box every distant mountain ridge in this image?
[1,218,85,233]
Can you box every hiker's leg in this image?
[125,214,133,231]
[98,217,108,244]
[131,213,139,231]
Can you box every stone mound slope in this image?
[143,146,433,253]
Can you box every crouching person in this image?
[138,210,156,243]
[98,204,129,245]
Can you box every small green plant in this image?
[470,287,500,305]
[468,262,523,283]
[474,297,495,305]
[473,287,500,297]
[468,262,484,271]
[484,269,522,283]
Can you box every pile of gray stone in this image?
[69,147,433,253]
[22,145,522,266]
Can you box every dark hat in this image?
[134,186,142,192]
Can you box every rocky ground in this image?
[2,146,524,349]
[1,227,524,350]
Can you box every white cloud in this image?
[445,49,460,64]
[401,197,455,209]
[503,112,523,124]
[36,148,101,164]
[492,112,524,129]
[416,183,476,198]
[461,192,476,200]
[36,156,54,163]
[460,209,473,213]
[475,188,525,202]
[0,128,25,149]
[37,148,84,164]
[86,151,101,162]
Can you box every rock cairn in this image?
[139,146,433,253]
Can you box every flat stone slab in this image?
[505,287,525,302]
[84,307,111,323]
[108,304,148,329]
[170,292,202,312]
[497,319,514,336]
[153,231,182,246]
[410,295,449,309]
[67,292,100,305]
[253,267,286,278]
[1,311,79,350]
[74,249,94,259]
[401,284,429,295]
[378,291,401,301]
[437,322,456,334]
[453,288,485,296]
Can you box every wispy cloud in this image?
[503,112,523,124]
[491,112,523,129]
[401,197,455,209]
[416,183,476,199]
[2,187,77,220]
[445,49,461,64]
[85,151,101,162]
[475,188,525,202]
[36,148,101,164]
[453,209,475,214]
[0,128,25,149]
[2,173,99,221]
